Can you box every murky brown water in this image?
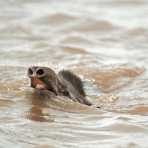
[1,0,148,147]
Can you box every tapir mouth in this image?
[31,77,47,90]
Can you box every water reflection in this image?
[26,92,54,122]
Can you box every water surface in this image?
[0,0,148,147]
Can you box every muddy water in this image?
[0,0,148,147]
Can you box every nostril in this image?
[36,69,44,76]
[28,68,33,76]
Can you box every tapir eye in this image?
[36,69,45,77]
[28,68,33,77]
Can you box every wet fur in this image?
[58,70,86,97]
[58,70,92,106]
[28,66,92,106]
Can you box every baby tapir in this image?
[27,66,92,106]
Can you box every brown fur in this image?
[28,66,92,106]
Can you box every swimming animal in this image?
[27,66,92,106]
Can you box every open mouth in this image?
[30,77,57,95]
[31,77,47,90]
